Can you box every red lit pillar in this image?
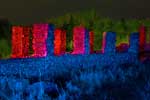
[54,28,66,56]
[61,29,66,54]
[11,26,23,58]
[89,31,94,53]
[139,25,146,51]
[72,26,85,54]
[22,26,30,57]
[32,24,48,57]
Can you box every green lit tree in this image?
[0,18,11,58]
[65,15,74,51]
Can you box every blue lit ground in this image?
[0,57,150,100]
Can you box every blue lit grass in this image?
[0,60,150,99]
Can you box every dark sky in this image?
[0,0,150,25]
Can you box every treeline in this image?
[0,18,11,58]
[1,10,150,58]
[48,9,150,51]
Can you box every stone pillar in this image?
[89,31,94,53]
[46,24,55,56]
[84,29,90,54]
[22,26,30,57]
[128,32,139,54]
[139,25,146,51]
[54,28,66,56]
[101,32,116,54]
[11,26,23,58]
[72,26,90,54]
[32,24,48,57]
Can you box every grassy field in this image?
[0,58,150,99]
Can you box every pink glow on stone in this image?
[101,32,106,53]
[22,26,30,58]
[72,26,85,54]
[32,24,48,57]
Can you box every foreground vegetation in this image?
[0,59,150,99]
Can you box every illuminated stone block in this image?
[84,30,90,54]
[32,24,48,57]
[102,32,116,53]
[22,26,30,57]
[11,26,23,58]
[72,26,85,54]
[54,28,66,56]
[139,25,146,51]
[89,31,94,53]
[72,26,90,54]
[46,24,55,56]
[128,32,139,54]
[61,30,66,54]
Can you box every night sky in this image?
[0,0,150,25]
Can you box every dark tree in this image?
[0,18,11,44]
[65,14,75,51]
[0,18,12,58]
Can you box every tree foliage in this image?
[0,18,11,58]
